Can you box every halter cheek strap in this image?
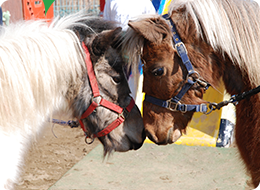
[144,14,210,114]
[80,42,135,141]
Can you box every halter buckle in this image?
[199,103,207,114]
[167,100,180,112]
[175,42,187,57]
[180,104,187,113]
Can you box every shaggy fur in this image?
[0,14,86,189]
[0,12,145,189]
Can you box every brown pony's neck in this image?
[172,6,260,187]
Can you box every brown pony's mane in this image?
[123,0,260,87]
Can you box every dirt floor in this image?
[13,123,254,190]
[14,124,100,190]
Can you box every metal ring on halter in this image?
[91,95,103,106]
[180,104,188,113]
[205,103,216,115]
[118,110,125,119]
[187,70,200,80]
[85,135,95,144]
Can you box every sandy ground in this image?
[14,124,100,190]
[12,123,254,190]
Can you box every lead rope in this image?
[51,119,79,138]
[208,85,260,113]
[51,119,79,128]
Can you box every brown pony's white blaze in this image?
[122,0,260,188]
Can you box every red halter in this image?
[80,42,135,141]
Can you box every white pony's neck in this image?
[0,19,85,133]
[0,13,89,189]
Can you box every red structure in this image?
[100,0,105,16]
[100,0,105,12]
[22,0,53,21]
[1,0,53,23]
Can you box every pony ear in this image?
[128,18,170,44]
[92,27,122,56]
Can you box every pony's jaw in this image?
[107,105,145,152]
[108,107,144,150]
[122,104,146,149]
[143,101,190,145]
[88,103,145,154]
[109,126,145,152]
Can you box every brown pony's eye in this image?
[152,67,164,76]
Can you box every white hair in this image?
[169,0,260,86]
[0,13,88,189]
[0,13,90,133]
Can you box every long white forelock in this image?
[0,15,86,133]
[169,0,260,86]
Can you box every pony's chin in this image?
[115,142,144,152]
[166,128,182,144]
[101,134,145,156]
[146,128,182,145]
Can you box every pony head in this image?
[70,17,145,155]
[122,0,260,145]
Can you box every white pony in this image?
[0,13,145,189]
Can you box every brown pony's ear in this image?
[128,17,170,44]
[92,27,122,56]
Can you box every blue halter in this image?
[144,14,210,113]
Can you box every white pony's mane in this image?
[168,0,260,86]
[0,13,90,132]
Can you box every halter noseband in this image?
[80,42,135,143]
[144,14,210,114]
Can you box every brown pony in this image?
[122,0,260,188]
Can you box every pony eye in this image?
[112,75,121,84]
[152,67,164,76]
